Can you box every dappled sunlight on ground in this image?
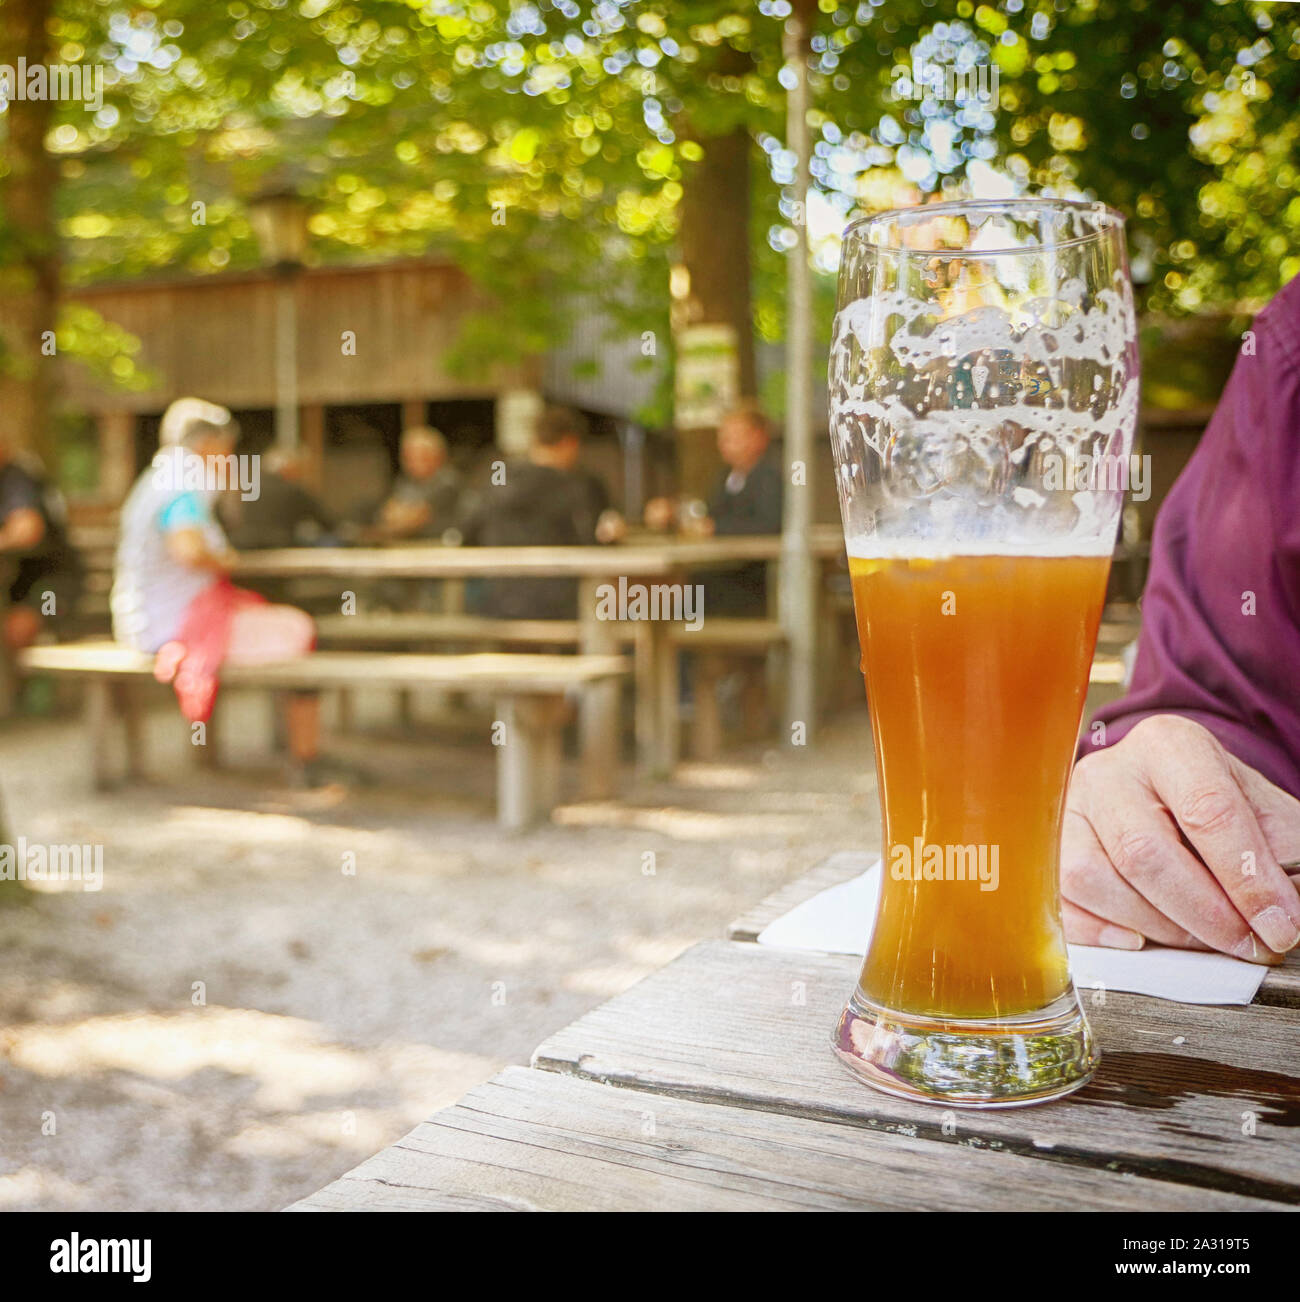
[226,1110,414,1161]
[0,1166,92,1210]
[8,1009,378,1110]
[670,763,764,789]
[551,802,817,839]
[0,696,877,1209]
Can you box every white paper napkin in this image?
[756,857,1268,1006]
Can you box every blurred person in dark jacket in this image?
[461,405,624,619]
[219,448,337,550]
[645,401,783,615]
[0,437,83,649]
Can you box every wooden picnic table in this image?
[291,847,1300,1212]
[230,532,846,581]
[234,535,846,791]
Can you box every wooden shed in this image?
[58,257,543,515]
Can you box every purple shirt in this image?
[1081,277,1300,798]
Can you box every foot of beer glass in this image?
[831,987,1098,1109]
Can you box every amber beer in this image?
[851,549,1110,1020]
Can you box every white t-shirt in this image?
[111,461,224,652]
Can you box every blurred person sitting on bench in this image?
[219,446,338,550]
[0,436,83,650]
[461,405,625,620]
[375,425,462,541]
[111,398,333,788]
[645,400,783,615]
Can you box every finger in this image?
[1143,730,1300,953]
[1062,898,1144,950]
[1061,808,1204,948]
[1075,760,1276,961]
[1228,752,1300,863]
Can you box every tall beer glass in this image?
[827,199,1139,1106]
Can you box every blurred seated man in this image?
[375,425,462,541]
[0,436,83,650]
[461,405,624,619]
[1066,277,1300,963]
[111,398,334,789]
[645,401,783,615]
[219,447,337,550]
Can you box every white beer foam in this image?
[829,287,1139,462]
[845,534,1115,561]
[828,267,1141,552]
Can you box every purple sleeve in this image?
[1079,280,1300,798]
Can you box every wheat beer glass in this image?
[827,199,1139,1106]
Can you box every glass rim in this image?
[842,197,1128,259]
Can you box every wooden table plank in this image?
[727,851,1300,1004]
[314,611,787,650]
[532,939,1300,1205]
[235,545,680,580]
[288,1065,1276,1212]
[234,535,846,582]
[314,612,584,645]
[19,643,629,692]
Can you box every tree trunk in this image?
[0,0,60,467]
[674,123,757,499]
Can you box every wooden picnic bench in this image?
[17,641,628,830]
[314,612,584,648]
[291,848,1300,1211]
[313,610,789,763]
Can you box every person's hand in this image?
[679,512,714,538]
[379,498,429,537]
[643,497,676,532]
[0,507,46,552]
[165,528,237,573]
[594,509,627,545]
[1063,715,1300,962]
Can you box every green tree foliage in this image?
[978,0,1300,313]
[3,0,1296,420]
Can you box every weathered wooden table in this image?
[291,850,1300,1212]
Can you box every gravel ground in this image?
[0,686,879,1211]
